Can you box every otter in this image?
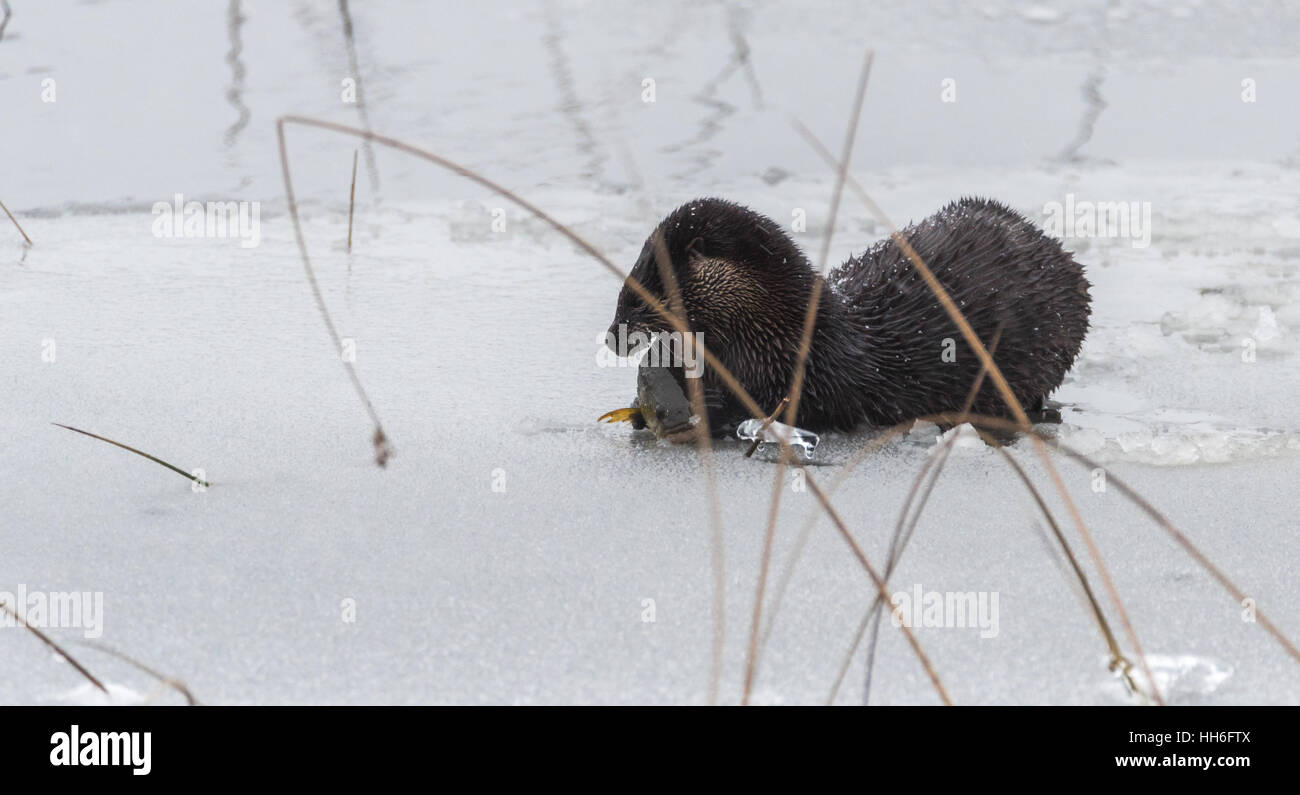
[606,196,1091,437]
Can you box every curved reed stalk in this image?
[80,642,200,706]
[793,125,1163,703]
[1,600,107,695]
[743,50,874,706]
[275,115,948,704]
[923,412,1300,666]
[52,423,211,488]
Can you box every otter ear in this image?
[684,247,707,273]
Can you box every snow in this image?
[2,0,1299,704]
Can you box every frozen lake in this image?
[2,0,1299,704]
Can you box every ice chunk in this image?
[1102,654,1233,705]
[736,419,820,459]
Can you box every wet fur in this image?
[608,197,1091,434]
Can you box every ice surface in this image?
[2,0,1300,705]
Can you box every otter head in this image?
[606,198,816,365]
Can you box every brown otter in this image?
[606,196,1091,436]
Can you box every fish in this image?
[598,338,699,442]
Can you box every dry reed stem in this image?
[648,232,728,705]
[617,143,730,706]
[856,327,1007,703]
[987,440,1138,695]
[926,412,1300,667]
[52,423,210,488]
[744,397,790,458]
[799,464,952,703]
[347,149,358,251]
[1,198,33,246]
[754,420,913,661]
[845,327,1002,703]
[794,123,1164,704]
[274,115,950,704]
[80,642,200,705]
[1,600,107,695]
[742,50,874,706]
[277,121,391,468]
